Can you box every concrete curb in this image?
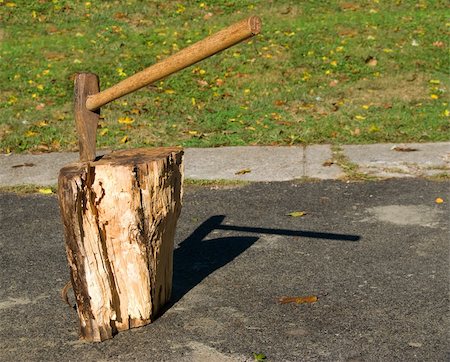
[0,142,448,187]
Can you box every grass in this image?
[184,178,250,188]
[331,144,380,181]
[0,184,57,194]
[0,0,449,154]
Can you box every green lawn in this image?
[0,0,449,153]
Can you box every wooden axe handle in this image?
[85,16,261,111]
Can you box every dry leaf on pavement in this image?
[235,168,251,175]
[278,295,318,304]
[391,145,418,152]
[286,211,307,217]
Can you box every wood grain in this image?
[74,73,100,161]
[58,147,184,342]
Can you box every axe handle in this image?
[85,16,261,111]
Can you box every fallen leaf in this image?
[47,25,59,34]
[391,145,418,152]
[44,51,66,61]
[329,79,339,87]
[203,12,213,20]
[36,144,50,152]
[365,56,377,67]
[340,2,360,11]
[119,135,129,144]
[12,163,35,168]
[286,211,307,217]
[337,28,358,37]
[25,130,38,137]
[274,100,286,106]
[276,121,293,126]
[278,295,318,304]
[38,188,53,195]
[114,12,127,19]
[235,168,251,175]
[322,160,334,167]
[331,103,340,112]
[368,124,380,133]
[253,352,267,361]
[118,116,134,124]
[435,197,444,204]
[196,79,209,87]
[432,41,444,48]
[408,342,423,348]
[350,128,361,136]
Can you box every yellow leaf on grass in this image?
[278,295,318,304]
[286,211,307,217]
[118,116,134,124]
[119,135,128,143]
[116,68,127,77]
[38,188,53,195]
[355,115,366,120]
[435,197,444,204]
[25,130,38,137]
[368,124,380,133]
[164,89,176,94]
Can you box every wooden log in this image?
[58,147,183,342]
[85,16,262,111]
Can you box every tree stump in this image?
[58,147,183,342]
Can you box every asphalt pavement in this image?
[0,178,448,361]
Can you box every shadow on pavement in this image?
[169,215,360,307]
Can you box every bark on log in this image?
[58,147,183,342]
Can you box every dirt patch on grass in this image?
[347,74,428,105]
